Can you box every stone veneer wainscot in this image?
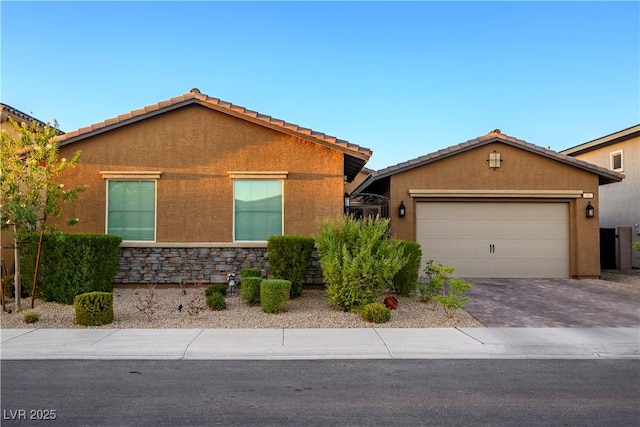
[115,245,324,285]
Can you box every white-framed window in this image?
[101,171,160,242]
[229,172,286,242]
[233,179,283,241]
[610,150,623,171]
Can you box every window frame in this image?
[102,171,161,243]
[231,175,285,243]
[610,150,623,172]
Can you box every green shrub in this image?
[74,291,114,326]
[420,260,453,304]
[391,241,422,296]
[19,232,122,304]
[241,268,262,278]
[437,278,471,318]
[267,235,315,298]
[361,302,391,323]
[2,274,14,298]
[260,279,291,314]
[316,215,406,311]
[420,260,472,317]
[206,292,227,311]
[23,310,39,324]
[205,283,227,297]
[241,277,263,306]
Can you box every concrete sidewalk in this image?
[1,328,638,360]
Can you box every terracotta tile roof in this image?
[355,130,624,194]
[55,89,372,181]
[0,103,64,135]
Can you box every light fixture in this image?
[487,150,502,170]
[399,201,406,217]
[586,201,595,218]
[344,193,350,213]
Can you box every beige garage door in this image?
[416,202,569,278]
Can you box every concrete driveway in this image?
[463,278,640,327]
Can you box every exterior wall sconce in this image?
[487,150,502,170]
[344,193,350,214]
[586,201,595,218]
[399,201,406,217]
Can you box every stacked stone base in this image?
[115,246,324,285]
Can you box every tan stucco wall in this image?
[54,104,346,242]
[570,137,640,268]
[386,142,601,278]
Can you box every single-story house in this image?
[351,130,624,279]
[561,124,640,270]
[49,89,372,284]
[3,97,625,283]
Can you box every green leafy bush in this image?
[267,235,315,298]
[316,215,406,311]
[391,241,422,296]
[420,260,453,304]
[19,232,122,304]
[241,268,262,278]
[361,302,391,323]
[420,260,472,317]
[74,291,114,326]
[437,278,471,318]
[206,292,227,311]
[205,283,227,297]
[23,310,39,324]
[241,277,263,306]
[260,279,291,314]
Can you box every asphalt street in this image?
[2,359,639,426]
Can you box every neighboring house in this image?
[561,124,640,270]
[352,130,623,279]
[1,103,61,134]
[50,89,371,284]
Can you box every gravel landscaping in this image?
[2,271,637,329]
[0,287,483,329]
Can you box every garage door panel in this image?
[417,202,569,278]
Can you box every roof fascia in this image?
[199,99,371,161]
[359,135,623,192]
[56,97,371,163]
[56,99,194,147]
[561,124,640,156]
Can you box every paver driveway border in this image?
[463,278,640,327]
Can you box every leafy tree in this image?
[420,260,472,318]
[0,117,83,311]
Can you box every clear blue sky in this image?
[2,1,638,171]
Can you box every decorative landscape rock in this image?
[384,295,399,310]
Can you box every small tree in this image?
[420,260,472,318]
[0,118,83,311]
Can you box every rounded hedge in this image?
[260,279,291,314]
[241,277,263,306]
[74,291,114,326]
[361,302,391,324]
